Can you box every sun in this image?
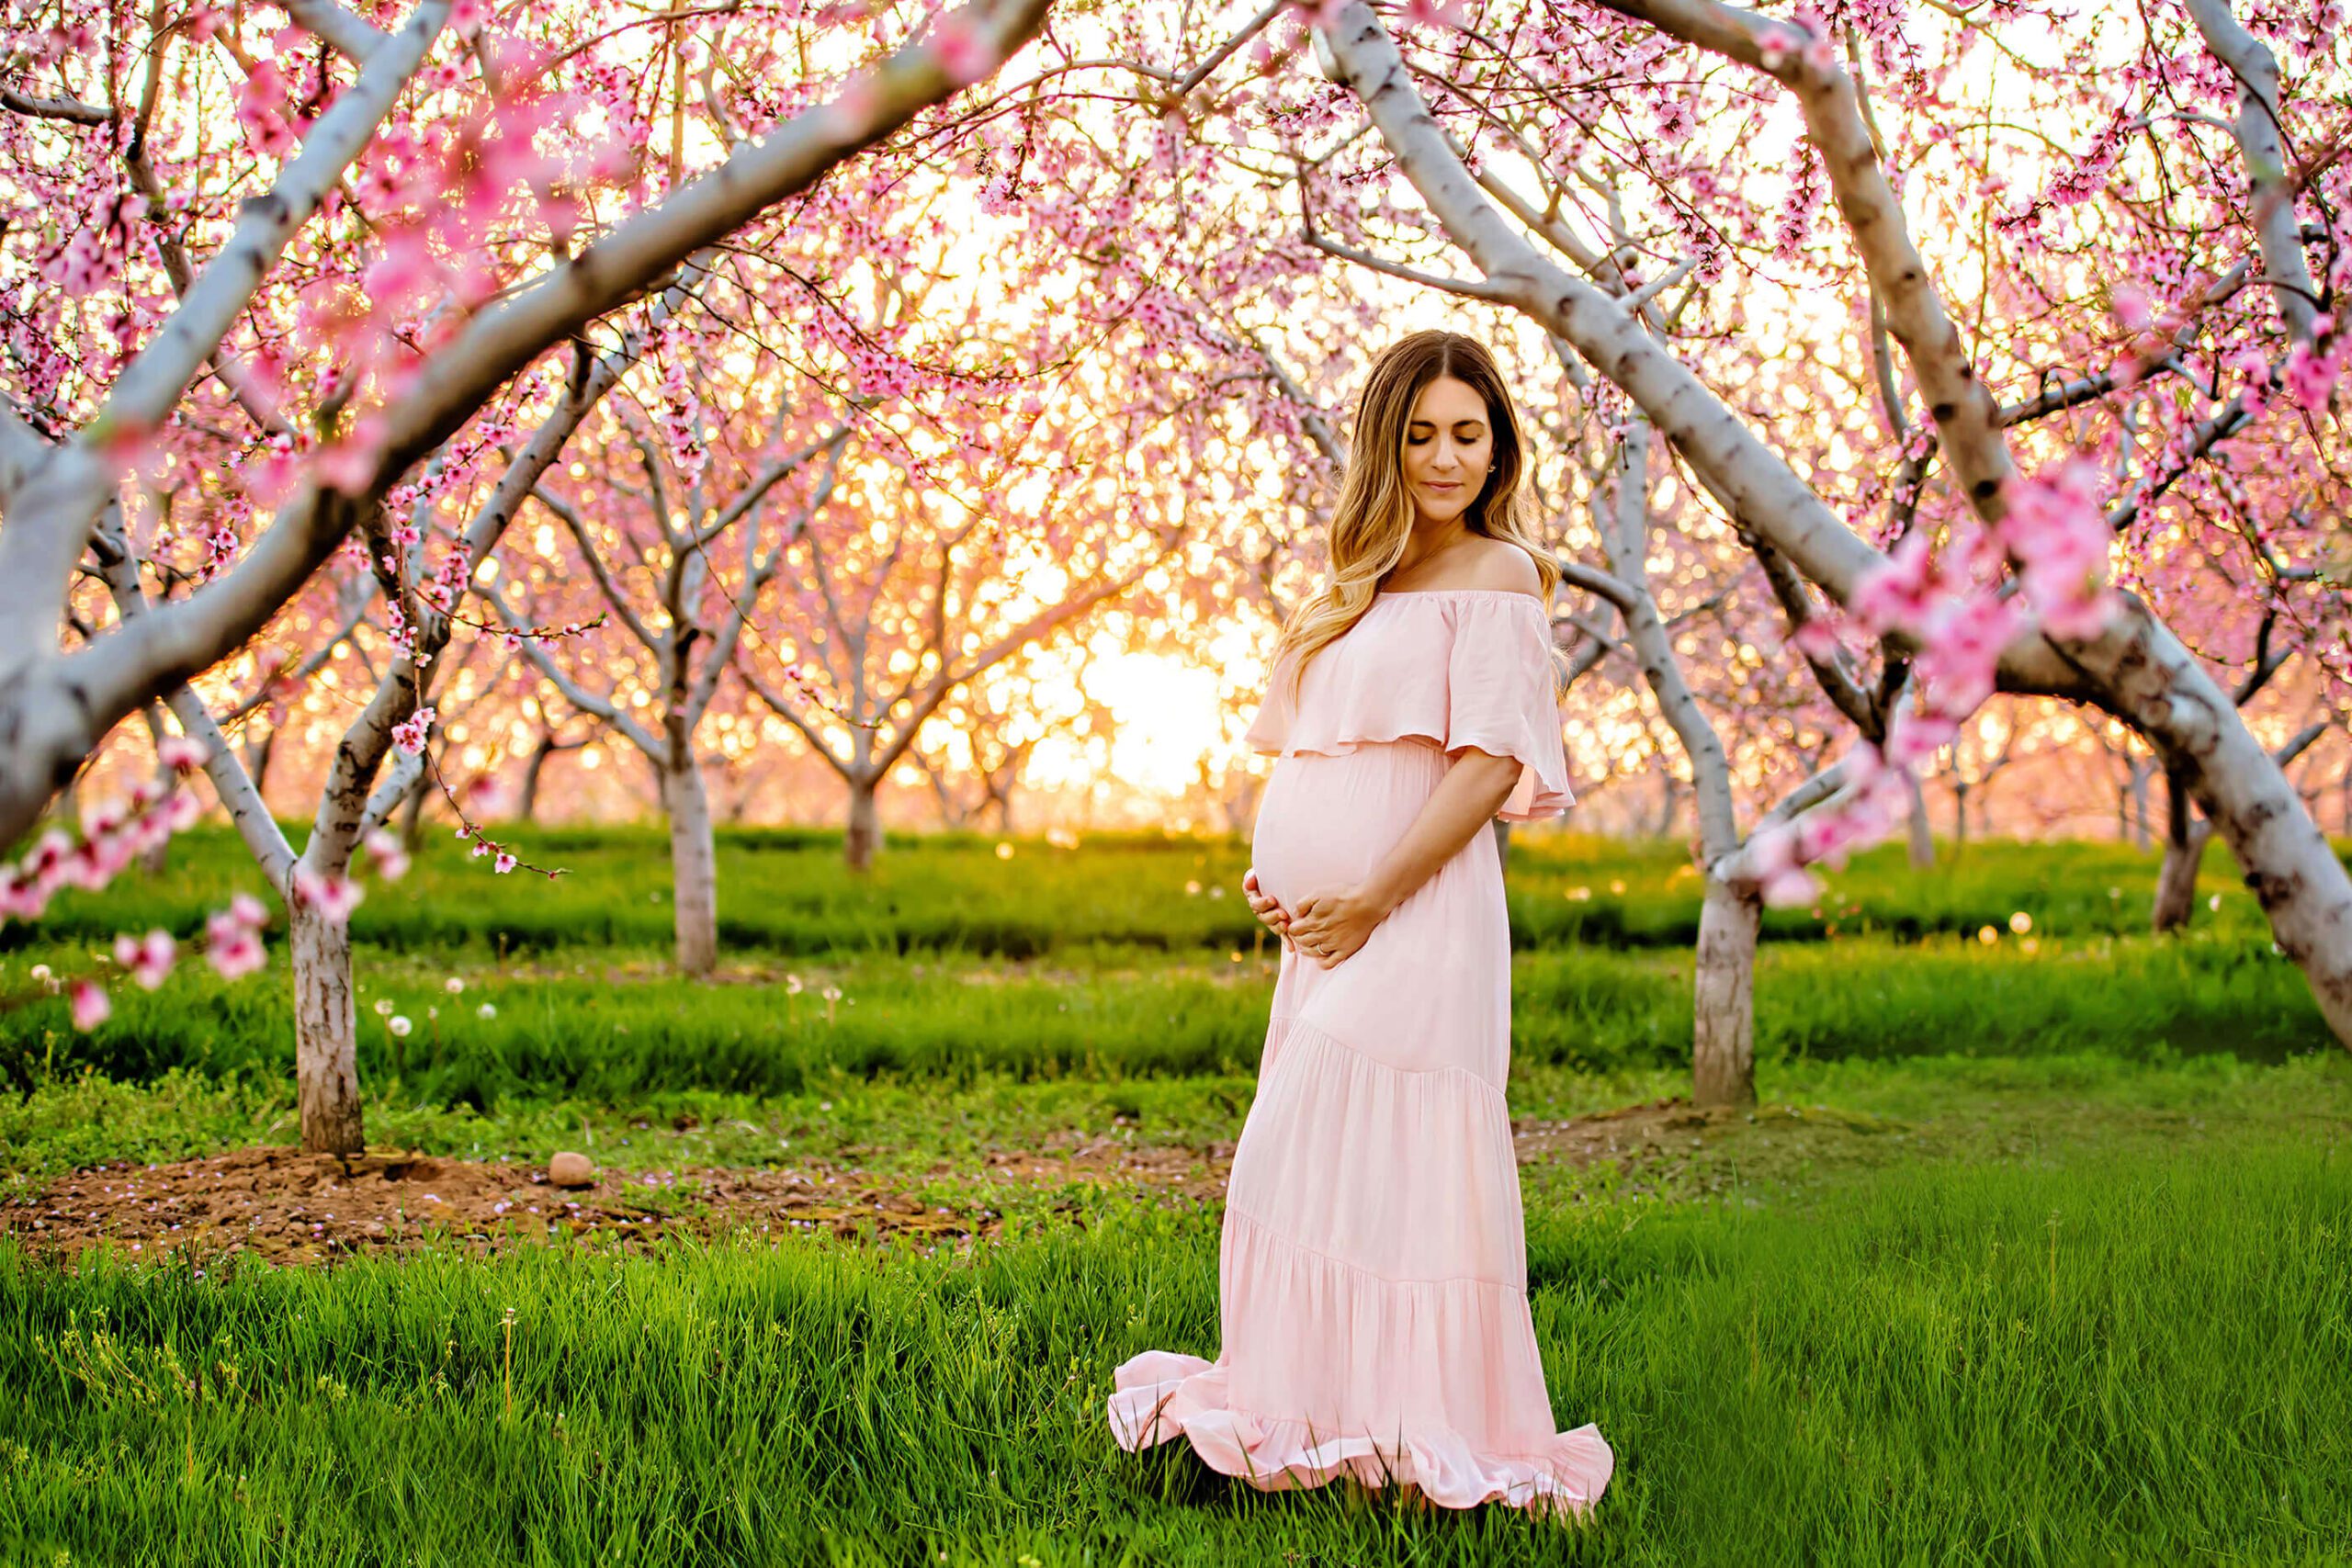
[1010,643,1239,800]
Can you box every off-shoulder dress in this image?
[1104,588,1613,1520]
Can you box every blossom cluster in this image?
[1748,457,2127,903]
[0,738,207,922]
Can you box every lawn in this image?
[2,826,2347,1564]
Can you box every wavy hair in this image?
[1270,330,1560,703]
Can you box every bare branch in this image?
[282,0,391,62]
[366,0,1054,490]
[1300,225,1514,302]
[1308,5,2086,699]
[0,87,108,124]
[2184,0,2322,341]
[93,3,449,441]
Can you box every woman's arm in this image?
[1282,747,1521,967]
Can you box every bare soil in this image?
[2,1096,1879,1272]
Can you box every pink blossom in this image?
[206,927,267,982]
[236,60,297,157]
[1746,821,1819,908]
[112,929,177,991]
[365,828,412,881]
[929,14,997,86]
[1849,531,1936,637]
[228,891,270,930]
[391,706,436,756]
[157,735,207,772]
[1839,740,1890,792]
[1913,592,2025,713]
[2109,282,2152,333]
[1790,617,1843,660]
[70,979,111,1032]
[493,852,517,874]
[2282,337,2343,412]
[0,874,43,921]
[292,865,366,922]
[79,796,127,841]
[1756,22,1806,70]
[1885,710,1961,769]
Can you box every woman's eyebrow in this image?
[1405,418,1487,428]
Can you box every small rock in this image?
[548,1151,597,1188]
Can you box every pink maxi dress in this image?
[1105,587,1613,1520]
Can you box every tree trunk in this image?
[1692,876,1761,1109]
[1905,768,1935,868]
[138,704,174,874]
[1951,781,1972,852]
[244,726,277,799]
[845,777,881,872]
[662,757,718,976]
[2153,764,2211,934]
[2085,618,2352,1043]
[291,900,367,1156]
[517,735,558,823]
[2153,820,2213,934]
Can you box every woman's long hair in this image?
[1271,331,1560,703]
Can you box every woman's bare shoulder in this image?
[1457,538,1544,598]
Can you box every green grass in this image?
[8,822,2333,959]
[5,1119,2347,1563]
[2,826,2349,1562]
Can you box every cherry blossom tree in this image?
[735,385,1205,871]
[0,0,1057,856]
[1288,0,2351,1076]
[3,0,1066,1151]
[489,320,852,974]
[101,308,671,1153]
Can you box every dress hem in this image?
[1105,1348,1611,1521]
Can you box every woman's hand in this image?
[1242,868,1294,947]
[1283,882,1391,967]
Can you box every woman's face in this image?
[1399,374,1494,525]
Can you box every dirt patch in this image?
[1511,1095,1909,1195]
[0,1135,1235,1272]
[1,1097,1883,1272]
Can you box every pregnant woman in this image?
[1105,331,1612,1519]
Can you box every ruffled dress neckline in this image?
[1242,590,1575,819]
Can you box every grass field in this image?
[3,825,2349,1564]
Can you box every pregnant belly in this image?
[1249,741,1452,913]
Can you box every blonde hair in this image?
[1271,330,1559,702]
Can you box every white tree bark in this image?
[1693,876,1761,1108]
[1599,414,1760,1106]
[2153,770,2212,935]
[0,0,1055,849]
[289,898,366,1155]
[1905,769,1936,869]
[1314,3,2352,1049]
[845,777,883,873]
[661,756,719,976]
